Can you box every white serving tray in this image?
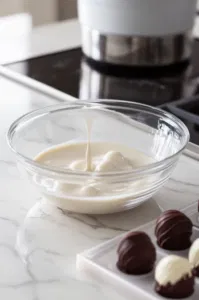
[77,202,199,300]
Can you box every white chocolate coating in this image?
[95,151,132,172]
[34,142,154,213]
[155,255,192,286]
[189,238,199,268]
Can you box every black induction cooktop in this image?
[5,40,199,144]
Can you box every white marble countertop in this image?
[0,19,199,300]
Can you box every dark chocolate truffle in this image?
[155,255,194,299]
[155,210,192,251]
[117,231,156,275]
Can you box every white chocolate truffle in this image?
[155,255,192,286]
[189,238,199,268]
[95,151,132,172]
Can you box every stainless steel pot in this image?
[78,0,197,67]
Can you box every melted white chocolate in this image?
[35,142,152,172]
[95,151,132,172]
[34,113,155,213]
[35,142,154,198]
[85,118,92,171]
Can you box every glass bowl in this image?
[7,100,189,214]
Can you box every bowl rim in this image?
[7,100,190,178]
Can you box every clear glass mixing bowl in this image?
[7,100,189,214]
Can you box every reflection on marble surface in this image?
[14,199,161,300]
[16,199,161,264]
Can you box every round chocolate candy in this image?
[155,255,194,299]
[155,210,192,250]
[117,231,156,275]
